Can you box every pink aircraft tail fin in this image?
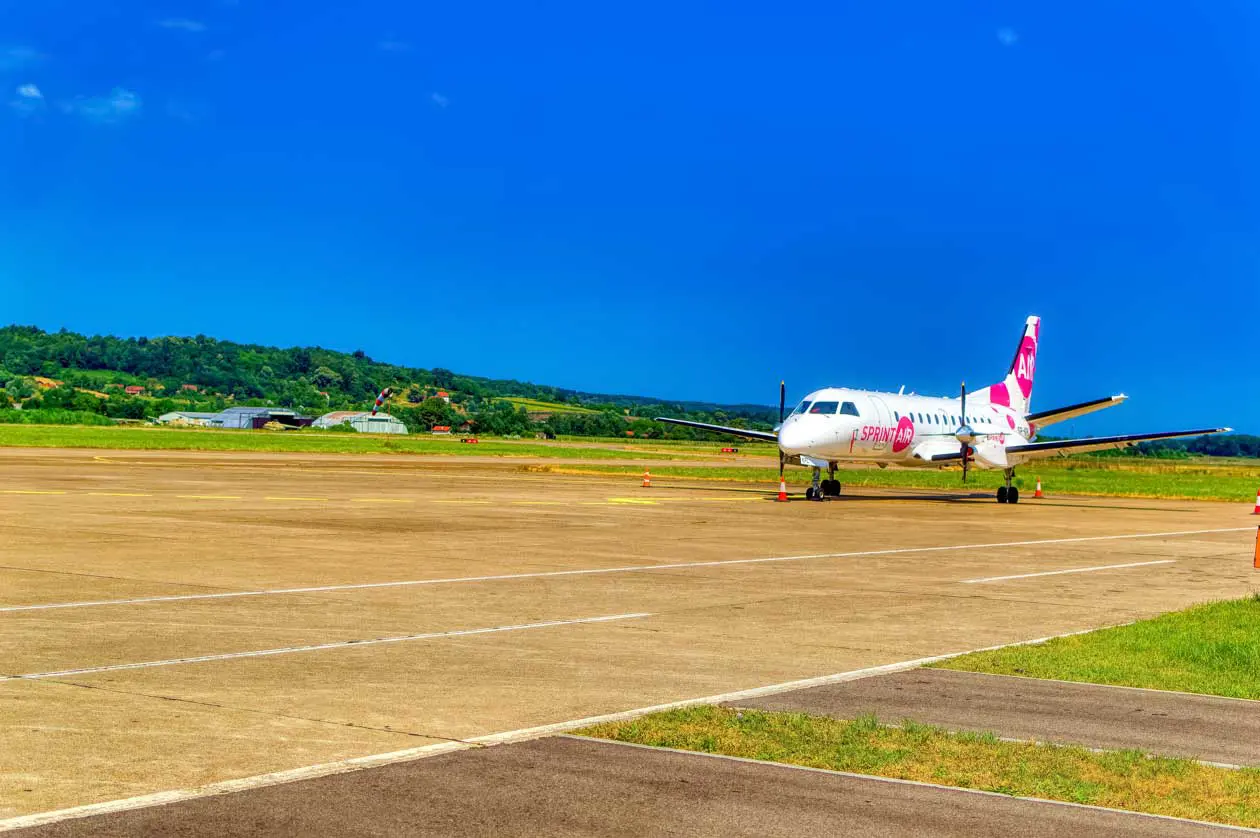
[976,315,1039,416]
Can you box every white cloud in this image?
[430,92,449,108]
[0,46,42,71]
[997,27,1019,47]
[165,98,207,123]
[62,88,142,123]
[9,83,45,115]
[158,18,207,32]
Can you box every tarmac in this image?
[6,737,1249,837]
[733,668,1260,766]
[1,447,1256,832]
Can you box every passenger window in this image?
[808,401,839,414]
[893,411,900,421]
[839,401,860,417]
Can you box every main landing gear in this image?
[997,468,1020,504]
[805,464,842,501]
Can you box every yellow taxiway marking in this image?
[351,498,413,504]
[175,495,243,500]
[2,490,68,495]
[669,497,765,503]
[87,492,153,497]
[606,497,660,505]
[431,500,492,505]
[264,496,329,502]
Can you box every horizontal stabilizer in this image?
[1026,395,1127,429]
[654,417,778,442]
[1008,428,1231,459]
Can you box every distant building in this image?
[431,425,452,435]
[211,406,312,430]
[124,385,145,395]
[313,411,364,429]
[155,411,218,427]
[313,411,408,435]
[437,390,451,403]
[180,384,199,392]
[350,414,407,435]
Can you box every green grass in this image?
[501,397,602,415]
[935,596,1260,700]
[0,423,698,460]
[0,409,115,426]
[577,706,1260,827]
[537,459,1260,501]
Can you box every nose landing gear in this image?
[804,464,842,500]
[997,469,1019,504]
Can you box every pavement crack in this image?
[26,677,457,743]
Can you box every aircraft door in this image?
[866,395,894,453]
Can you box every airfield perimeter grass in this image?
[0,424,713,460]
[577,706,1260,827]
[537,459,1260,502]
[934,596,1260,700]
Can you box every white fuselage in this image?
[777,387,1034,469]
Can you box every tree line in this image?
[0,325,775,439]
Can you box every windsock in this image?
[371,387,393,416]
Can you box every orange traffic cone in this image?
[1034,478,1043,498]
[1253,488,1260,515]
[642,469,651,488]
[777,475,788,502]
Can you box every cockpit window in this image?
[791,400,811,415]
[839,401,860,417]
[808,401,839,414]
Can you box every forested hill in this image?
[0,324,777,436]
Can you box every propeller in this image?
[955,381,976,483]
[778,380,786,480]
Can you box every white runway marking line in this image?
[0,613,649,683]
[961,559,1177,584]
[0,526,1248,615]
[0,624,1124,834]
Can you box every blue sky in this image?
[2,1,1255,433]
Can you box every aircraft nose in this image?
[778,420,809,455]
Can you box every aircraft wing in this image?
[654,417,778,442]
[1026,395,1127,429]
[913,441,966,462]
[1006,428,1231,459]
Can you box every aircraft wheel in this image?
[996,486,1008,504]
[805,487,817,501]
[1008,487,1020,504]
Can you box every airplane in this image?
[657,316,1231,503]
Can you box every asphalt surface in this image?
[732,669,1260,765]
[8,736,1247,838]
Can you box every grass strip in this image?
[934,596,1260,700]
[535,462,1260,501]
[0,424,706,460]
[576,706,1260,828]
